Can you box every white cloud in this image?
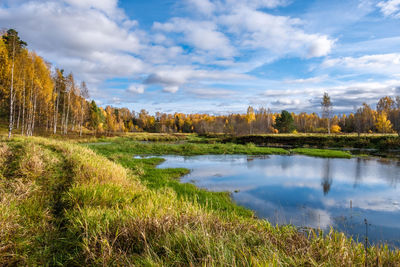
[0,0,144,91]
[225,0,288,9]
[308,36,335,58]
[163,86,180,93]
[144,66,251,93]
[127,84,145,94]
[186,0,216,15]
[284,75,328,84]
[377,0,400,18]
[323,53,400,75]
[153,18,235,58]
[272,99,301,105]
[257,79,400,113]
[188,88,235,98]
[63,0,122,17]
[219,7,334,58]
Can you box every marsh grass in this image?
[291,148,352,158]
[86,137,289,156]
[0,137,399,266]
[229,133,400,150]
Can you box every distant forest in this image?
[1,29,400,137]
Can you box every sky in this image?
[1,0,400,115]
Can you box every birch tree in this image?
[3,29,26,138]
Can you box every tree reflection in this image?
[354,158,362,188]
[321,158,332,195]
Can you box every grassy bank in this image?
[1,137,399,265]
[85,137,290,156]
[291,148,352,158]
[85,137,355,159]
[224,133,400,150]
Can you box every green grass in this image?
[291,148,352,158]
[1,136,400,266]
[226,133,400,150]
[84,137,289,156]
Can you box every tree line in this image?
[86,96,400,136]
[0,29,89,138]
[1,29,400,137]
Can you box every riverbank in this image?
[85,136,353,159]
[1,136,399,265]
[221,133,400,150]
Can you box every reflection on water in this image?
[322,159,332,195]
[157,154,400,247]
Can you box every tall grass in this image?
[0,137,399,266]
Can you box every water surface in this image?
[157,154,400,247]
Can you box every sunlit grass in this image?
[291,148,352,158]
[85,137,289,156]
[1,136,399,266]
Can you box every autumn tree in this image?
[321,92,332,134]
[377,96,394,113]
[3,29,27,138]
[245,106,256,134]
[89,100,103,134]
[375,111,393,133]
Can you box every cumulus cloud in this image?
[185,0,216,15]
[284,76,328,84]
[144,67,251,93]
[225,0,289,9]
[259,80,400,113]
[272,99,301,105]
[153,18,235,58]
[163,86,180,93]
[156,0,334,62]
[323,53,400,75]
[0,0,144,90]
[63,0,123,17]
[377,0,400,18]
[218,7,334,58]
[127,84,145,94]
[188,88,235,99]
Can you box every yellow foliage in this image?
[375,112,393,133]
[330,125,341,133]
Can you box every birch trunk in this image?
[80,99,84,136]
[8,36,16,138]
[64,89,71,134]
[61,91,66,133]
[53,85,59,134]
[21,78,25,135]
[30,90,37,136]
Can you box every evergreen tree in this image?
[275,110,295,133]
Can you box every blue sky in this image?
[1,0,400,114]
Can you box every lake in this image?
[157,154,400,248]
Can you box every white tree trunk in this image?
[8,36,16,138]
[53,86,59,134]
[64,89,71,135]
[21,78,25,135]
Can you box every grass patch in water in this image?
[291,148,352,158]
[85,137,289,156]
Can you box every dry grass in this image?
[0,137,399,266]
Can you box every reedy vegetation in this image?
[0,137,399,266]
